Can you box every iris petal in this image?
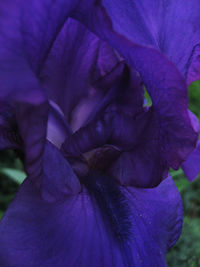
[0,141,182,266]
[0,102,21,150]
[41,18,123,122]
[1,0,198,177]
[0,0,78,176]
[72,0,198,170]
[182,141,200,182]
[98,0,200,82]
[47,101,73,149]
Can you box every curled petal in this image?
[41,18,123,124]
[95,0,200,82]
[0,0,78,176]
[182,141,200,182]
[72,0,198,170]
[186,45,200,85]
[188,110,200,134]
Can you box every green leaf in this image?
[144,88,152,106]
[0,168,26,184]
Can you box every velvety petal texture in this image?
[0,0,81,176]
[0,1,198,266]
[71,0,198,171]
[41,18,123,124]
[0,142,182,267]
[100,0,200,83]
[0,102,22,150]
[108,110,169,187]
[61,64,193,187]
[0,53,48,177]
[186,44,200,85]
[0,0,198,179]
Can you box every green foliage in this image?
[144,88,152,106]
[0,171,19,217]
[0,168,26,184]
[167,217,200,267]
[0,150,25,219]
[166,80,200,266]
[189,80,200,118]
[166,175,200,266]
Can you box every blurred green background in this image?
[166,80,200,266]
[0,81,200,266]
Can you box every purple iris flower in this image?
[0,1,200,266]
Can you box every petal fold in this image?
[42,142,81,200]
[0,0,83,176]
[182,141,200,182]
[72,0,198,171]
[0,169,182,267]
[41,18,123,123]
[100,0,200,81]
